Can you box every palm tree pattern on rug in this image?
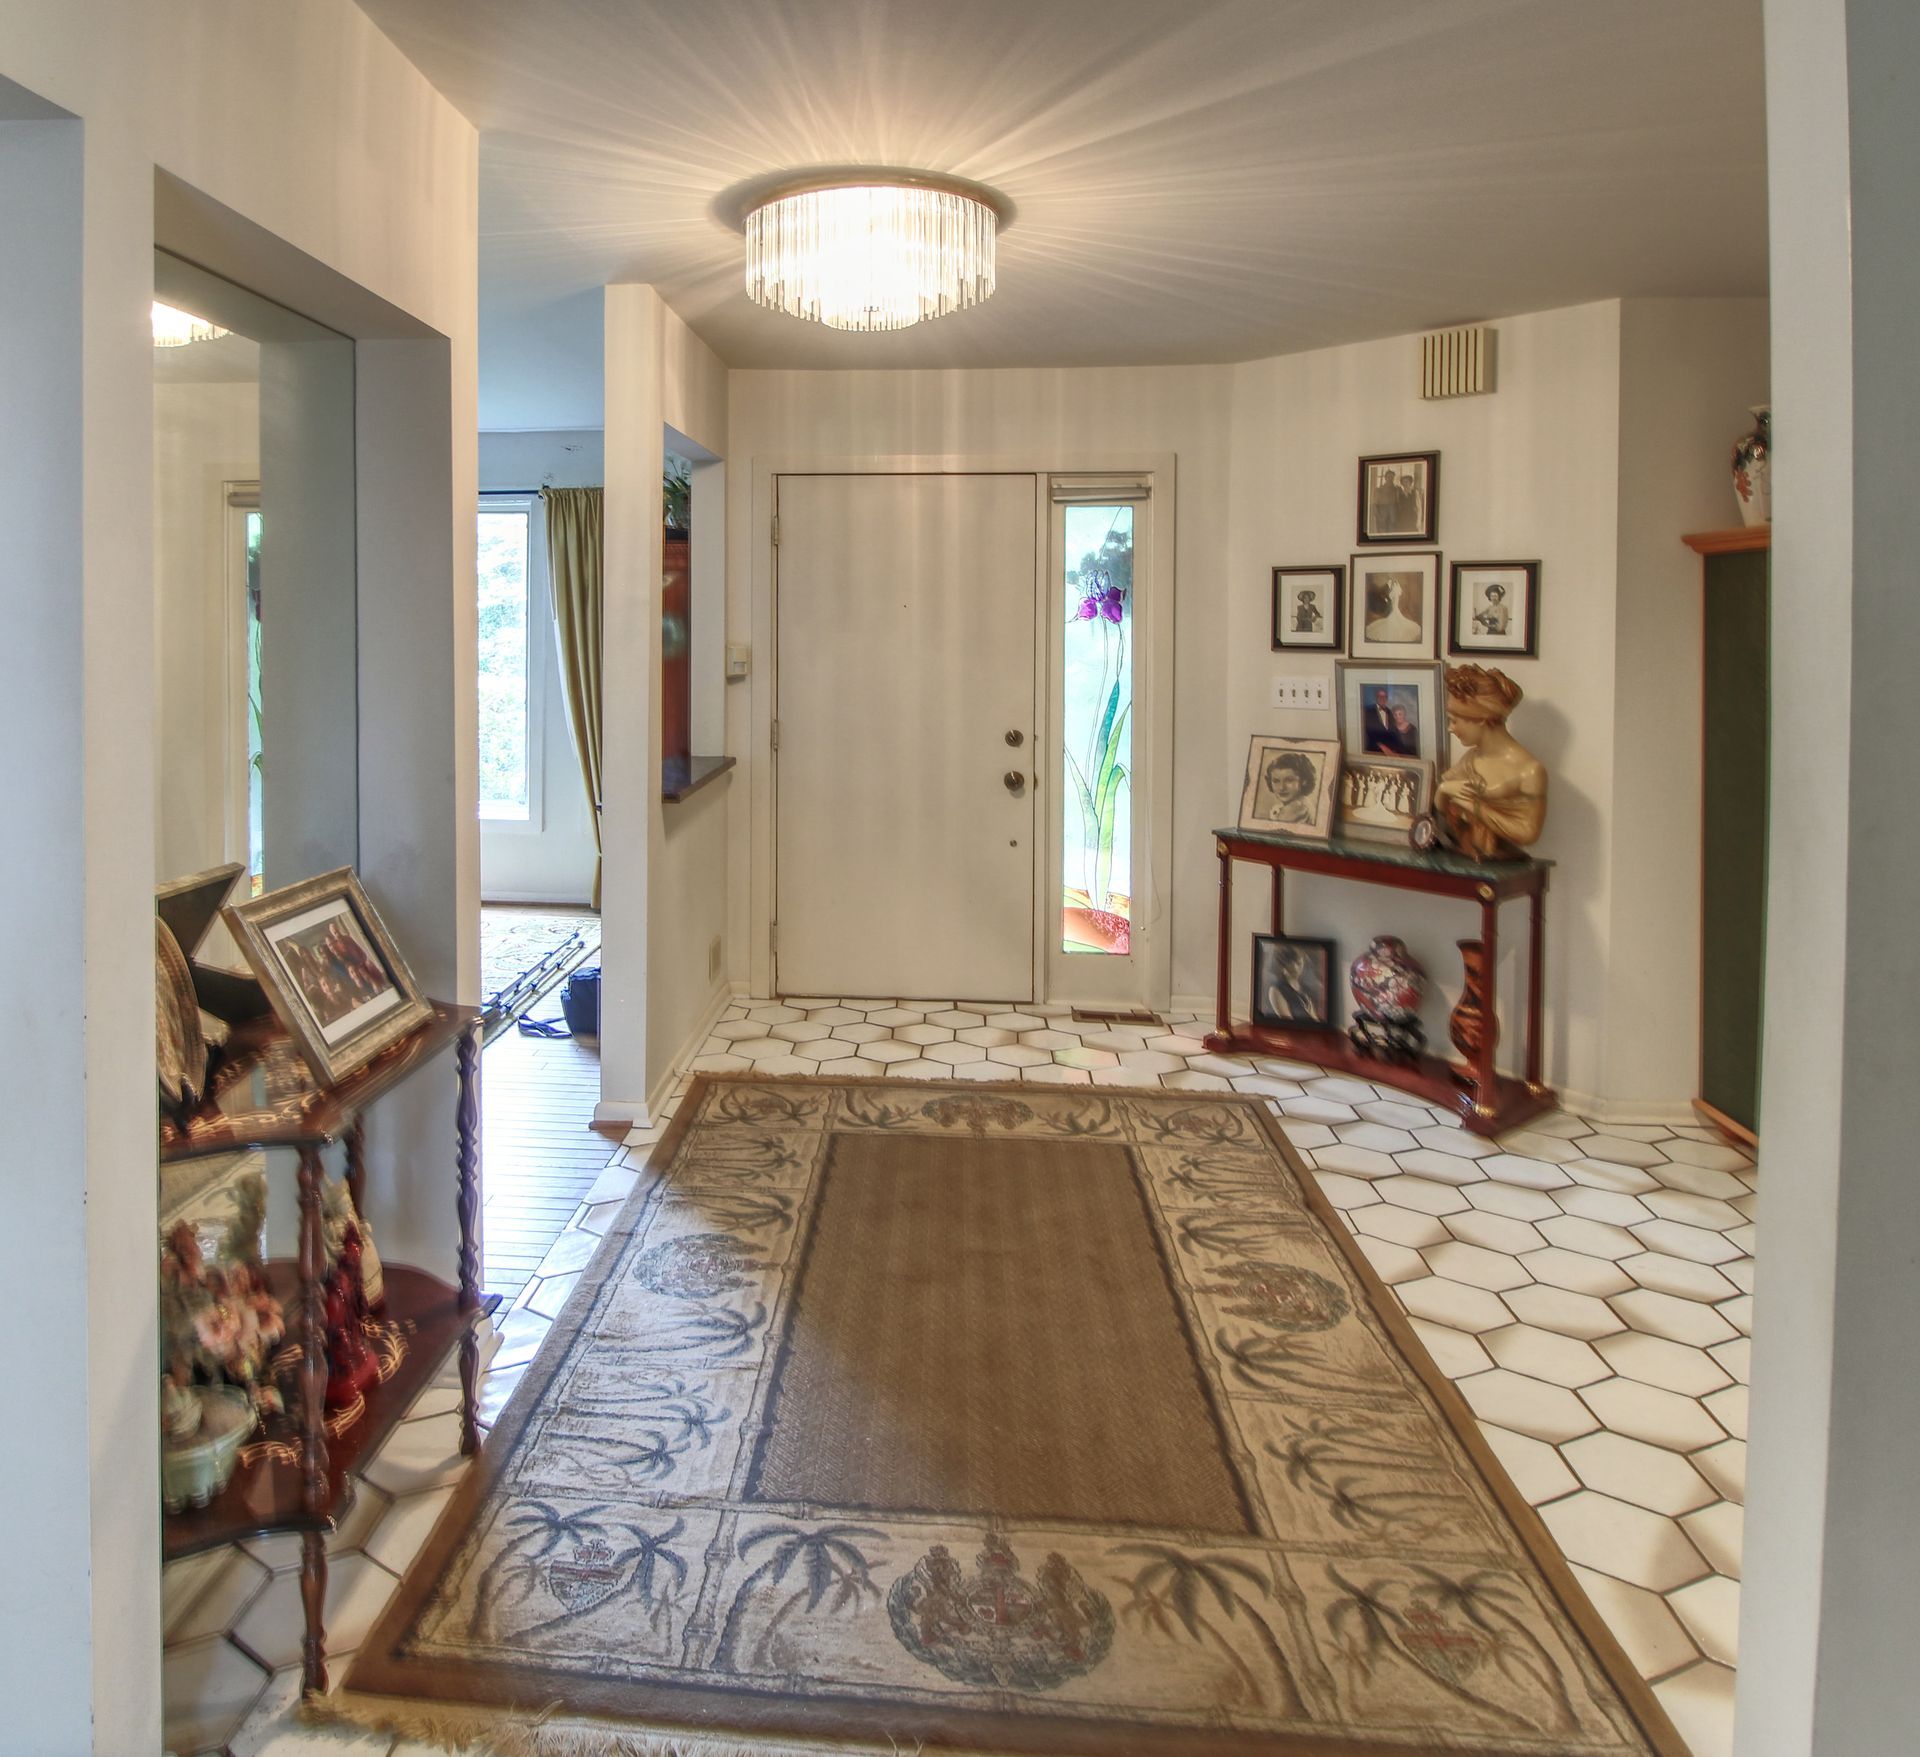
[353,1079,1684,1756]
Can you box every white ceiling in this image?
[358,0,1768,430]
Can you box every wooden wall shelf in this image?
[1683,527,1772,555]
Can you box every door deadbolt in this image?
[1005,729,1024,747]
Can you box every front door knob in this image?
[1004,770,1026,795]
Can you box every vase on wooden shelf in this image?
[1731,404,1770,527]
[1348,935,1427,1062]
[1448,939,1495,1067]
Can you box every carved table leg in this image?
[1270,864,1285,936]
[296,1145,331,1695]
[344,1114,366,1220]
[455,1021,484,1456]
[1213,843,1233,1039]
[1526,883,1547,1095]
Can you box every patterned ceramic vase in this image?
[1350,935,1425,1025]
[1731,404,1770,527]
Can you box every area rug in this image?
[479,909,599,1031]
[349,1077,1686,1757]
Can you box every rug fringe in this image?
[312,1691,950,1757]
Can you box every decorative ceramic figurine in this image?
[1433,665,1547,861]
[1731,404,1770,527]
[1348,936,1427,1061]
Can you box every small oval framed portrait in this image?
[1271,565,1344,651]
[1449,561,1540,657]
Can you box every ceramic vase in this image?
[1449,939,1493,1064]
[1731,404,1770,527]
[1350,935,1425,1024]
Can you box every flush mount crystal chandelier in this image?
[151,301,228,347]
[741,171,1007,332]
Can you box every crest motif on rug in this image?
[632,1232,763,1299]
[547,1537,624,1615]
[920,1095,1034,1133]
[1202,1261,1349,1332]
[887,1531,1114,1690]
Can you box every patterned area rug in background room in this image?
[478,909,599,1029]
[349,1077,1688,1757]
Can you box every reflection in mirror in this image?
[152,249,358,897]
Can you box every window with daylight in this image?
[477,503,532,820]
[1062,503,1134,954]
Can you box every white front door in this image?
[774,473,1039,1002]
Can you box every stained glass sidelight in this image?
[1062,506,1133,954]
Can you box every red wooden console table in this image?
[1207,827,1556,1136]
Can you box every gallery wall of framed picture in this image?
[1269,449,1542,670]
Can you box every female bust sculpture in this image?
[1433,664,1547,860]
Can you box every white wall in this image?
[0,6,477,1746]
[154,378,257,880]
[1610,299,1770,1102]
[478,429,603,904]
[724,364,1235,1006]
[1740,1,1920,1752]
[1227,300,1765,1109]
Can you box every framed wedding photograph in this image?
[1338,753,1436,844]
[1348,551,1440,661]
[223,866,432,1085]
[1336,661,1446,766]
[1251,934,1335,1030]
[1237,734,1343,839]
[1449,560,1540,657]
[1357,451,1439,544]
[1271,565,1344,651]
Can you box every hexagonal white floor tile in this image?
[1443,1209,1546,1255]
[1502,1282,1627,1341]
[1482,1323,1611,1387]
[1421,1239,1533,1292]
[1478,1422,1579,1504]
[1594,1332,1732,1398]
[163,1637,273,1757]
[1371,1175,1473,1216]
[1406,1318,1492,1378]
[1454,1368,1602,1443]
[1578,1377,1728,1454]
[1667,1573,1740,1666]
[231,1552,400,1671]
[1537,1491,1709,1593]
[1352,1204,1451,1248]
[1609,1287,1739,1347]
[1561,1431,1717,1516]
[1571,1566,1703,1681]
[1691,1439,1746,1505]
[1394,1276,1515,1334]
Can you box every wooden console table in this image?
[160,1000,497,1695]
[1207,828,1556,1136]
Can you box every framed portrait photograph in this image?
[1251,935,1336,1030]
[1271,565,1344,652]
[1338,753,1436,844]
[1237,734,1343,840]
[1357,451,1439,545]
[1449,560,1540,657]
[223,867,432,1085]
[1348,551,1440,661]
[1336,660,1446,766]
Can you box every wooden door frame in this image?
[748,451,1176,1010]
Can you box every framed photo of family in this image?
[1357,451,1439,545]
[1271,565,1344,652]
[1251,934,1335,1030]
[1338,753,1436,844]
[1336,661,1446,767]
[1237,734,1343,839]
[1348,551,1440,662]
[1449,560,1540,657]
[223,866,432,1085]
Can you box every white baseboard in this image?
[1170,993,1215,1018]
[481,889,596,908]
[1555,1090,1701,1128]
[594,982,734,1132]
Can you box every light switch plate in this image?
[1271,673,1331,712]
[725,643,751,680]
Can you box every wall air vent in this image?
[1421,325,1495,399]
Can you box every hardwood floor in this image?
[479,1024,605,1305]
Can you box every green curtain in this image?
[542,487,605,909]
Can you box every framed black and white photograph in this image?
[1336,661,1446,766]
[1348,551,1440,661]
[1338,754,1435,844]
[1251,934,1335,1030]
[1237,734,1343,839]
[1357,451,1439,544]
[1271,565,1344,651]
[1449,560,1540,657]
